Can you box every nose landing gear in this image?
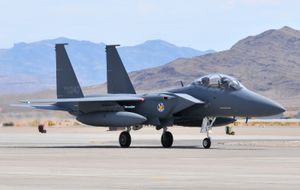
[201,117,215,149]
[202,137,211,149]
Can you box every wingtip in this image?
[19,100,30,104]
[10,103,30,108]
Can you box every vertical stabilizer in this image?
[106,45,136,94]
[55,44,83,98]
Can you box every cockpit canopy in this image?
[192,73,243,90]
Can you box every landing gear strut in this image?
[161,128,173,148]
[119,130,131,148]
[201,117,215,149]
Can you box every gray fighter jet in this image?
[19,44,285,148]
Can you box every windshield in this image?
[192,73,242,90]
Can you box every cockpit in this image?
[192,73,243,90]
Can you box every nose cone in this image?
[256,97,285,116]
[237,89,285,117]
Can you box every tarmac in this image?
[0,126,300,190]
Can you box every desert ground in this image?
[0,125,300,190]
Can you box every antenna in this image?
[179,81,184,87]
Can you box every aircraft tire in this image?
[161,131,173,148]
[119,131,131,148]
[203,137,211,149]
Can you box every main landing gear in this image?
[161,128,173,148]
[118,127,174,148]
[201,117,216,149]
[119,128,131,148]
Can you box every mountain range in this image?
[0,26,299,114]
[0,38,213,94]
[124,26,299,112]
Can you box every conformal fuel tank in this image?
[76,111,147,127]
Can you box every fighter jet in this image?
[18,44,285,148]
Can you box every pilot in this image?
[220,77,230,88]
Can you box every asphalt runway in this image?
[0,126,300,190]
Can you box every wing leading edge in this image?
[21,96,144,104]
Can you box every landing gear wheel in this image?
[161,131,173,148]
[202,137,211,149]
[119,131,131,148]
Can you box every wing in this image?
[21,96,144,104]
[11,104,68,111]
[16,95,144,113]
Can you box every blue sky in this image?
[0,0,300,51]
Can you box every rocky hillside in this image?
[129,26,300,103]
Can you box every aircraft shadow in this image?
[2,145,201,149]
[0,145,263,150]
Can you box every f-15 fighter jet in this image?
[19,44,285,148]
